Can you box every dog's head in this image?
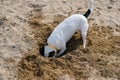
[39,45,57,57]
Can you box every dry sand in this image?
[0,0,120,80]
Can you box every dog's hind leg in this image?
[81,33,87,48]
[80,23,88,49]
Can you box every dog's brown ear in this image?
[57,49,60,53]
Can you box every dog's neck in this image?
[47,43,58,53]
[44,43,60,57]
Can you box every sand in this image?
[0,0,120,80]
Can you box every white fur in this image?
[43,0,93,57]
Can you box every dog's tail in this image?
[83,0,94,18]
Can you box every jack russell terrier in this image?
[40,0,94,58]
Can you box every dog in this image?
[40,0,94,58]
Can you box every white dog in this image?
[40,0,94,57]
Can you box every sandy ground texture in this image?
[0,0,120,80]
